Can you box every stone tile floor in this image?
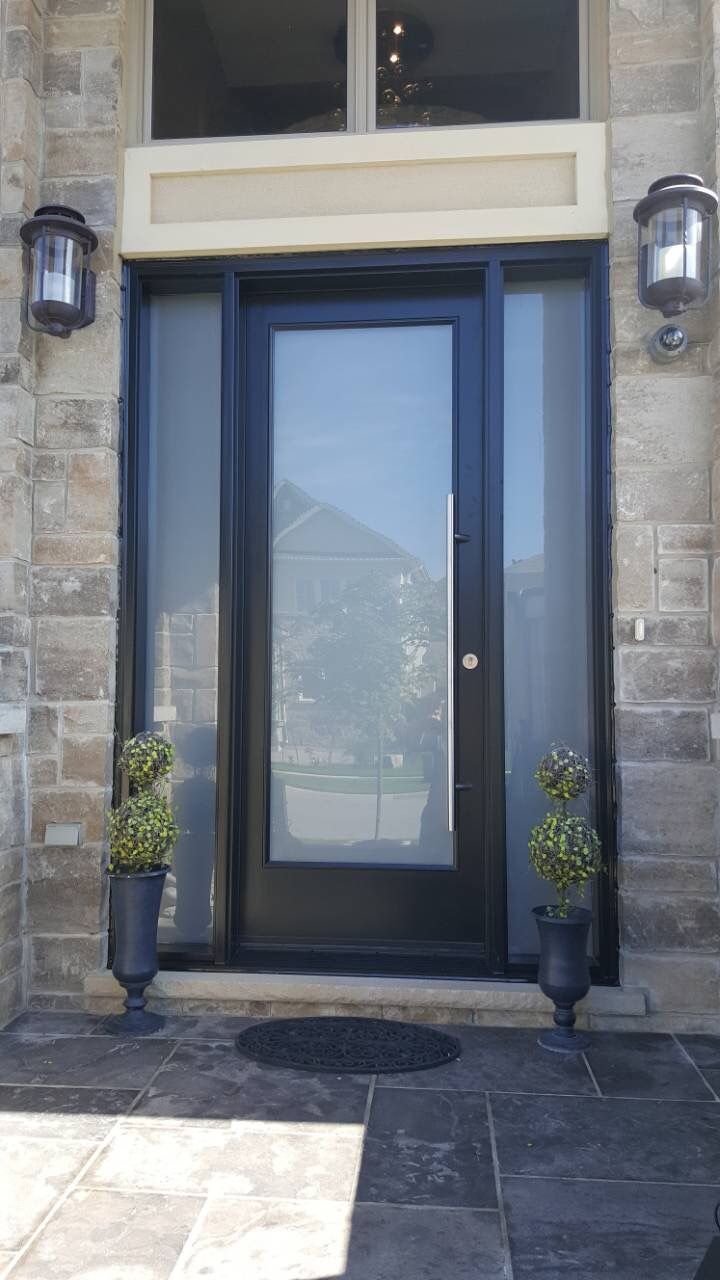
[0,1013,719,1278]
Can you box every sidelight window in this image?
[148,0,587,141]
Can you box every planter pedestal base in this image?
[538,1026,589,1054]
[103,1008,165,1036]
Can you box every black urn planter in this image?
[104,867,168,1035]
[534,905,592,1054]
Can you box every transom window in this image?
[149,0,587,141]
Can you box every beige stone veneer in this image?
[0,0,720,1027]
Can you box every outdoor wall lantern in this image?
[633,173,718,362]
[19,204,97,339]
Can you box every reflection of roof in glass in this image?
[273,479,424,569]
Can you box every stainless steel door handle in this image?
[446,493,455,832]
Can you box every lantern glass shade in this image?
[29,231,85,330]
[634,175,718,318]
[19,205,97,337]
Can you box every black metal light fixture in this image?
[19,204,97,339]
[633,174,718,362]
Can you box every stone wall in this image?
[2,0,720,1023]
[610,0,720,1023]
[0,0,43,1024]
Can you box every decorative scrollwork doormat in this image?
[235,1016,462,1074]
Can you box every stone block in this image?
[66,450,118,533]
[44,95,83,129]
[46,15,123,48]
[611,116,703,202]
[619,762,718,855]
[32,452,66,481]
[622,894,720,952]
[26,847,107,934]
[29,755,58,786]
[35,616,114,700]
[169,633,194,667]
[36,397,118,449]
[0,561,27,613]
[0,964,24,1022]
[0,474,30,559]
[616,524,655,609]
[61,734,112,785]
[0,754,25,848]
[0,648,28,700]
[43,49,81,94]
[30,933,106,995]
[62,701,112,734]
[39,177,116,233]
[610,60,699,115]
[616,469,709,522]
[618,645,717,701]
[610,27,700,60]
[0,847,22,890]
[613,375,712,466]
[663,0,699,27]
[622,952,719,1013]
[30,565,117,616]
[0,247,23,300]
[0,880,22,940]
[621,855,718,895]
[616,705,710,760]
[82,46,121,100]
[1,77,41,170]
[610,0,663,30]
[7,0,43,42]
[30,787,106,843]
[658,557,709,611]
[45,128,118,179]
[33,479,66,532]
[28,704,58,754]
[0,616,29,646]
[657,524,713,553]
[0,385,34,446]
[32,533,118,565]
[617,613,709,645]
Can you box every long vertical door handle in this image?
[446,493,455,833]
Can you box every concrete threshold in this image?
[84,969,648,1029]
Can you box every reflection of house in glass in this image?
[270,480,451,865]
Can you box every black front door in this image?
[234,280,503,974]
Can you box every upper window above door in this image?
[149,0,587,141]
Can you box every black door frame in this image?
[119,241,617,984]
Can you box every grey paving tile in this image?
[174,1198,506,1279]
[132,1040,370,1128]
[0,1036,175,1089]
[96,1014,256,1040]
[0,1135,96,1251]
[8,1187,200,1279]
[504,1176,720,1279]
[677,1034,720,1094]
[356,1086,496,1208]
[382,1026,595,1095]
[87,1122,362,1200]
[585,1031,715,1100]
[1,1012,103,1037]
[0,1085,135,1138]
[490,1093,720,1184]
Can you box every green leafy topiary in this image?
[108,732,179,874]
[529,746,602,917]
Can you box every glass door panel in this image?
[269,324,454,867]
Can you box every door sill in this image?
[85,967,646,1028]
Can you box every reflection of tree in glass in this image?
[303,571,446,840]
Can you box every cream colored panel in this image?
[151,155,575,224]
[122,122,608,256]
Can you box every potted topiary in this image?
[104,731,179,1035]
[529,746,602,1054]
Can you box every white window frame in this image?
[137,0,593,146]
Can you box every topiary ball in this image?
[535,746,591,803]
[108,788,179,874]
[119,731,175,787]
[529,811,602,899]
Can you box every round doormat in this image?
[235,1016,461,1074]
